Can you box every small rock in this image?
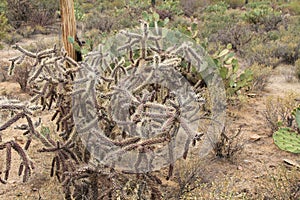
[283,159,300,168]
[249,134,263,142]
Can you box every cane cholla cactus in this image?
[0,20,225,199]
[73,20,225,176]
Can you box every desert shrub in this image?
[199,7,241,40]
[215,23,253,52]
[28,0,58,27]
[81,29,102,52]
[74,0,85,21]
[296,59,300,80]
[214,125,245,159]
[244,39,280,67]
[0,61,9,82]
[0,0,6,13]
[180,0,209,17]
[171,15,198,38]
[264,92,299,132]
[286,0,300,15]
[5,0,58,29]
[243,4,283,32]
[225,0,245,9]
[173,158,207,198]
[0,13,9,49]
[84,11,114,32]
[250,63,272,91]
[245,1,271,9]
[2,31,22,45]
[205,1,229,13]
[274,39,300,65]
[244,21,300,67]
[17,25,35,38]
[156,0,183,16]
[83,1,144,33]
[0,0,8,48]
[11,59,32,92]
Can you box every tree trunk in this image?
[59,0,77,61]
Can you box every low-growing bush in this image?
[214,125,245,159]
[215,23,253,52]
[6,0,58,29]
[274,40,300,65]
[286,0,300,15]
[84,11,114,32]
[2,31,22,45]
[225,0,245,9]
[12,61,31,92]
[0,13,9,49]
[296,59,300,80]
[205,1,229,13]
[264,92,299,132]
[180,0,209,17]
[244,40,280,67]
[199,7,240,39]
[250,63,272,91]
[243,4,283,32]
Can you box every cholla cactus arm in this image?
[0,112,25,131]
[4,142,11,180]
[0,140,34,183]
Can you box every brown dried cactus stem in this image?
[60,0,77,61]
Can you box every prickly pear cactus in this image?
[273,127,300,153]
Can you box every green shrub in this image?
[74,0,85,21]
[244,40,280,67]
[0,13,8,47]
[272,21,300,65]
[245,1,270,9]
[205,1,229,13]
[225,0,245,9]
[156,0,183,16]
[295,59,300,80]
[243,4,283,32]
[243,16,300,67]
[199,8,240,39]
[286,0,300,15]
[0,0,7,14]
[2,31,22,45]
